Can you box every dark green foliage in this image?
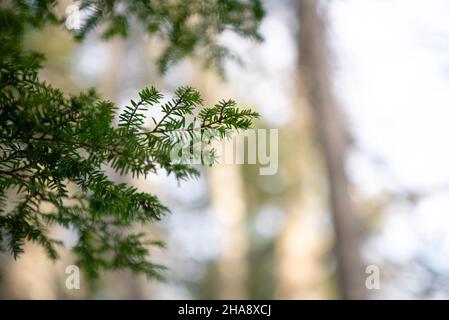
[77,0,264,73]
[0,0,261,279]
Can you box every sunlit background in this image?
[2,0,449,299]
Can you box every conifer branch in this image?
[0,0,263,280]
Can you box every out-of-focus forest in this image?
[2,0,449,299]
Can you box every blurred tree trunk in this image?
[0,240,57,298]
[298,0,366,299]
[208,163,249,299]
[195,71,249,299]
[275,86,329,299]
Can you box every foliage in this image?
[76,0,264,74]
[0,0,262,279]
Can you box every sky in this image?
[332,0,449,193]
[331,0,449,298]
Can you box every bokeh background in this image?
[2,0,449,299]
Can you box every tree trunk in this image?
[196,71,249,299]
[275,87,329,299]
[298,0,366,299]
